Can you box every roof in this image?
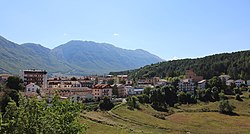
[134,88,144,92]
[198,80,206,84]
[93,84,111,89]
[226,80,235,82]
[117,75,128,78]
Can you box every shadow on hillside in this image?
[220,112,239,116]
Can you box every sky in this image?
[0,0,250,60]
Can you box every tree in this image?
[144,86,152,96]
[0,96,86,133]
[107,79,115,85]
[208,76,223,91]
[161,85,178,106]
[218,100,235,114]
[178,92,187,104]
[99,97,114,111]
[137,94,150,104]
[127,96,140,110]
[6,76,24,91]
[112,85,118,97]
[71,77,77,81]
[235,94,242,101]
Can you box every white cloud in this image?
[113,33,119,36]
[63,33,67,36]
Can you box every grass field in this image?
[80,92,250,134]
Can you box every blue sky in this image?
[0,0,250,60]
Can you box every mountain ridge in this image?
[0,35,163,75]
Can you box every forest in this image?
[110,50,250,80]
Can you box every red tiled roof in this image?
[93,84,111,89]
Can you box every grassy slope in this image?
[80,92,250,134]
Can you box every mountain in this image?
[110,50,250,80]
[51,41,163,74]
[0,36,163,75]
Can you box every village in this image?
[0,69,249,103]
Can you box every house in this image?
[178,79,195,92]
[134,88,144,95]
[219,75,231,82]
[226,80,235,86]
[116,75,128,84]
[247,80,250,87]
[115,84,128,98]
[198,80,206,90]
[125,86,135,95]
[26,83,40,93]
[155,79,169,87]
[185,69,203,82]
[20,69,47,88]
[137,78,153,88]
[69,88,93,102]
[92,84,112,100]
[235,79,245,87]
[47,78,81,89]
[0,74,13,83]
[79,77,94,88]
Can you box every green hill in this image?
[110,50,250,80]
[0,36,163,75]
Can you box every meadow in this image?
[80,92,250,134]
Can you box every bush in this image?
[235,94,243,101]
[137,94,150,104]
[127,96,140,110]
[218,100,235,114]
[99,97,114,111]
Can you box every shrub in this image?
[235,94,243,101]
[99,97,114,111]
[218,100,235,114]
[127,96,140,110]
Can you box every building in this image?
[92,84,112,100]
[0,74,13,83]
[26,83,40,93]
[116,75,128,84]
[47,77,81,88]
[219,75,231,82]
[226,80,235,86]
[198,80,206,90]
[185,69,203,82]
[134,88,144,95]
[178,79,195,92]
[116,84,128,98]
[235,79,245,87]
[79,77,94,88]
[247,80,250,87]
[125,86,135,95]
[20,69,47,88]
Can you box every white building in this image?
[219,75,231,81]
[26,83,40,93]
[134,88,144,95]
[125,86,135,95]
[198,80,206,90]
[178,79,195,92]
[226,80,235,86]
[235,79,245,87]
[247,80,250,87]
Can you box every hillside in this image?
[0,36,163,75]
[110,50,250,80]
[81,92,250,134]
[52,41,163,74]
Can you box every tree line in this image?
[110,50,250,80]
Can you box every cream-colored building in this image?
[92,84,112,99]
